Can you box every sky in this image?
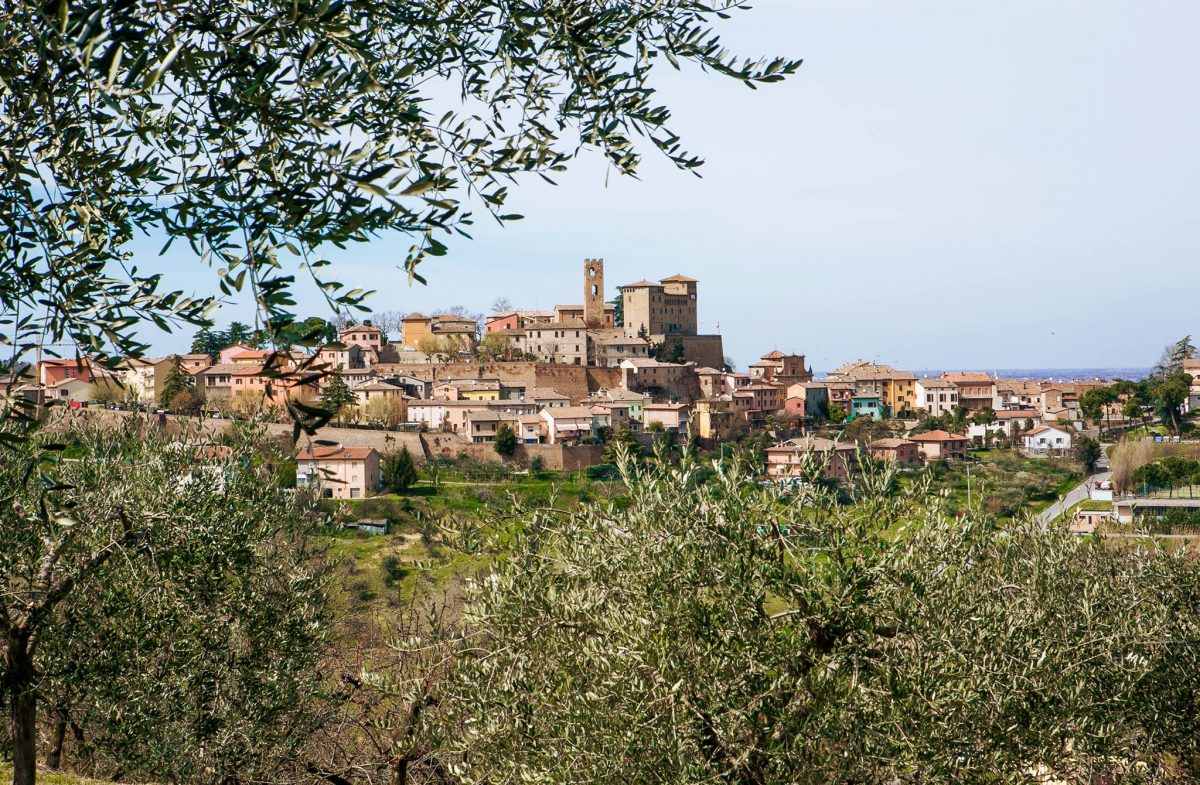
[137,0,1200,372]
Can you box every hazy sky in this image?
[139,0,1200,371]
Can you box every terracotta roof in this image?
[592,334,647,346]
[352,380,413,394]
[660,274,698,282]
[466,410,516,422]
[296,446,378,461]
[916,378,958,389]
[543,406,594,419]
[601,387,647,402]
[182,353,212,360]
[518,415,543,425]
[341,324,381,334]
[994,409,1039,420]
[526,319,587,330]
[760,350,786,360]
[528,387,569,400]
[230,349,272,361]
[872,438,914,449]
[193,363,244,376]
[768,437,854,454]
[402,312,428,320]
[828,361,914,381]
[941,372,994,384]
[908,430,968,442]
[619,280,660,289]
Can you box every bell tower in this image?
[583,258,605,327]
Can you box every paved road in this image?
[1037,459,1111,526]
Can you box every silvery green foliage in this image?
[0,419,330,784]
[429,455,1200,784]
[0,0,799,367]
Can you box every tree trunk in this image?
[47,708,66,771]
[8,642,38,785]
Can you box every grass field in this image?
[0,766,112,785]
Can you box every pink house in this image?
[218,344,257,364]
[340,324,385,349]
[38,359,94,387]
[642,402,691,433]
[180,353,213,373]
[296,446,383,499]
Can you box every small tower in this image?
[583,258,605,328]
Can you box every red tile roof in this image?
[296,446,378,461]
[908,430,968,442]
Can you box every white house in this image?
[966,410,1041,443]
[540,406,593,444]
[518,414,543,444]
[914,378,959,417]
[1023,424,1073,456]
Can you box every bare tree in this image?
[369,310,406,340]
[491,297,514,314]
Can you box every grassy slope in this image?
[916,449,1083,521]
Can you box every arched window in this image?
[591,284,598,296]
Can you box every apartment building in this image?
[914,378,959,416]
[940,372,997,412]
[525,320,588,365]
[296,446,382,499]
[766,437,857,482]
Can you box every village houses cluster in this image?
[17,259,1192,498]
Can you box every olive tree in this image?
[0,0,798,384]
[0,417,330,785]
[423,456,1200,784]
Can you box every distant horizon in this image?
[806,367,1152,384]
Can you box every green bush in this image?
[586,463,620,481]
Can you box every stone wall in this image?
[585,366,624,392]
[62,409,606,471]
[678,334,725,370]
[82,409,433,459]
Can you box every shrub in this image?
[383,447,419,492]
[585,463,619,481]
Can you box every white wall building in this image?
[914,378,959,417]
[1023,425,1074,456]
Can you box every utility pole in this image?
[966,461,972,510]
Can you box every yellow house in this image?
[432,381,500,401]
[460,386,500,401]
[400,312,433,350]
[884,374,917,416]
[692,398,741,440]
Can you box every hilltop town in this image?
[10,259,1200,501]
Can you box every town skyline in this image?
[128,0,1199,369]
